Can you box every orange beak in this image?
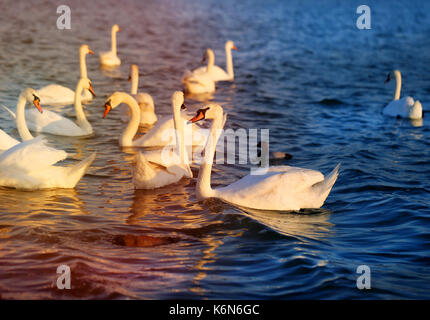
[103,102,112,119]
[117,27,121,32]
[88,49,95,55]
[88,84,96,97]
[232,45,238,50]
[188,110,205,124]
[33,98,42,113]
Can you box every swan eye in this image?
[181,104,186,110]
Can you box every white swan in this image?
[100,24,121,67]
[193,41,237,81]
[182,49,216,94]
[103,92,208,147]
[121,64,157,125]
[189,104,340,211]
[36,44,95,105]
[5,78,95,137]
[0,129,19,152]
[383,70,423,119]
[133,91,193,189]
[0,88,96,190]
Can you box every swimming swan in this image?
[99,24,121,67]
[383,70,423,119]
[132,91,193,189]
[189,104,340,211]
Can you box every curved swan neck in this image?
[79,49,88,79]
[196,113,224,200]
[111,28,117,55]
[120,94,140,146]
[207,50,215,73]
[393,71,401,100]
[172,104,184,160]
[130,68,138,95]
[16,93,33,141]
[225,44,234,79]
[74,81,91,131]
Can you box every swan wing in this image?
[36,84,75,105]
[0,136,67,173]
[0,129,20,151]
[25,109,86,136]
[383,96,415,118]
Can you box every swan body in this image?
[100,25,121,67]
[121,64,157,125]
[6,79,95,137]
[103,92,208,147]
[190,104,340,211]
[182,71,215,94]
[37,45,95,105]
[193,41,237,82]
[0,88,96,190]
[132,91,192,189]
[383,70,423,119]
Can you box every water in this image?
[0,0,430,299]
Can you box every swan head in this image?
[171,91,186,112]
[22,88,42,113]
[226,40,238,51]
[112,24,120,33]
[188,103,223,123]
[385,70,401,84]
[80,44,95,55]
[103,92,129,118]
[137,93,155,112]
[128,64,139,82]
[79,78,96,97]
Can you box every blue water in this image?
[0,0,429,299]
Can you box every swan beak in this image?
[89,84,96,97]
[181,103,187,110]
[88,49,95,55]
[117,27,121,32]
[128,75,131,82]
[188,110,205,124]
[233,45,238,50]
[201,54,206,64]
[384,75,390,84]
[33,97,42,113]
[103,102,112,119]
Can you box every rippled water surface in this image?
[1,0,430,299]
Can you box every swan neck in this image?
[74,81,91,131]
[394,72,401,100]
[131,70,138,95]
[16,94,33,141]
[196,114,223,200]
[121,94,140,146]
[225,45,234,79]
[207,50,215,72]
[79,49,88,79]
[172,105,185,162]
[111,29,117,54]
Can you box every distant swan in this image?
[37,44,95,105]
[0,88,96,190]
[189,104,340,211]
[121,64,157,126]
[383,70,423,119]
[193,40,237,81]
[133,91,193,189]
[182,49,216,94]
[100,24,121,67]
[103,92,208,147]
[4,78,95,137]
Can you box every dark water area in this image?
[0,0,429,299]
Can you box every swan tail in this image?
[65,153,96,188]
[132,153,155,189]
[1,104,17,119]
[411,100,423,119]
[312,163,340,200]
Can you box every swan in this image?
[4,78,95,137]
[0,88,96,190]
[121,64,157,125]
[100,24,121,67]
[36,44,95,105]
[383,70,423,119]
[193,41,237,81]
[132,91,193,189]
[103,92,208,147]
[189,104,340,211]
[182,49,216,94]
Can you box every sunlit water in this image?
[0,0,430,299]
